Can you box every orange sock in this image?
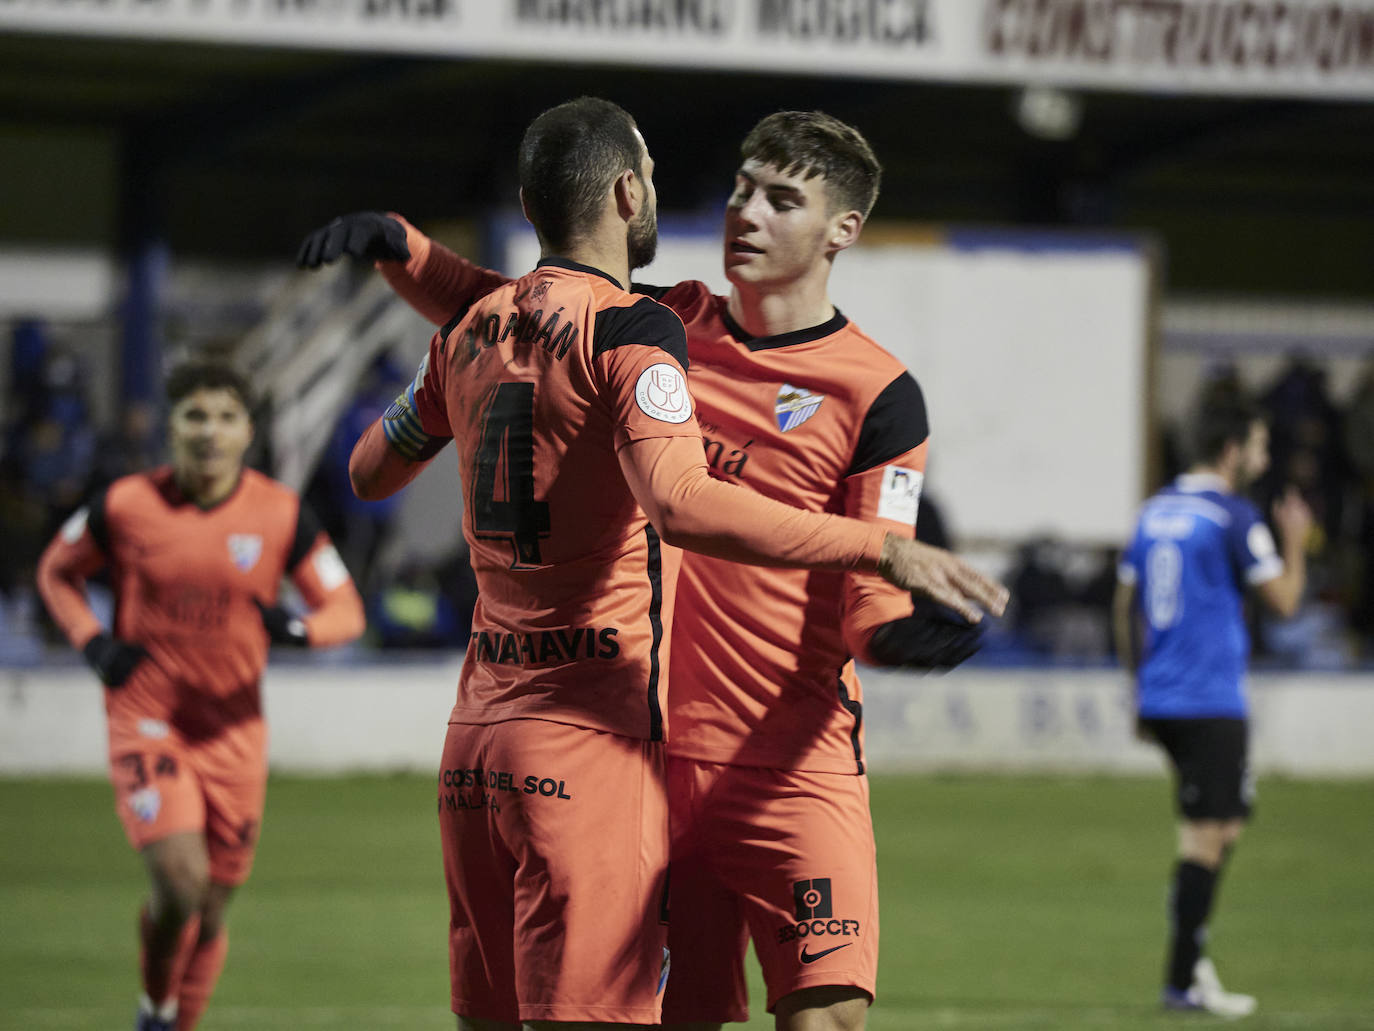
[139,906,200,1010]
[176,929,228,1031]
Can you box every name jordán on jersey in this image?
[469,626,621,664]
[462,305,579,362]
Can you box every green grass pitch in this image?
[3,773,1371,1029]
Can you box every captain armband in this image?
[382,384,448,461]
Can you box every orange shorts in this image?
[438,718,670,1025]
[107,717,268,886]
[662,756,879,1023]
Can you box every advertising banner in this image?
[3,1,1374,99]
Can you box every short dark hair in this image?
[1192,393,1261,464]
[518,97,644,250]
[165,361,254,412]
[740,111,882,218]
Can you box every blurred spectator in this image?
[7,346,97,539]
[1002,536,1115,662]
[306,352,407,592]
[1343,361,1374,650]
[1256,355,1347,541]
[89,399,162,493]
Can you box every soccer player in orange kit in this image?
[36,361,366,1031]
[338,98,1005,1031]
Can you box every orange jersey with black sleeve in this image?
[636,280,928,774]
[36,467,365,739]
[383,257,702,741]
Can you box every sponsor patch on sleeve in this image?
[60,507,89,544]
[876,465,923,525]
[634,363,692,424]
[312,544,351,591]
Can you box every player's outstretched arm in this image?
[618,435,1007,623]
[296,211,510,327]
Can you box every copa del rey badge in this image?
[635,364,692,424]
[775,384,824,432]
[227,534,263,572]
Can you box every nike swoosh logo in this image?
[799,942,854,964]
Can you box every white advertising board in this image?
[500,216,1151,544]
[2,1,1374,99]
[4,664,1372,777]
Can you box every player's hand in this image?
[81,633,148,688]
[1272,486,1314,547]
[255,600,310,646]
[878,536,1009,624]
[868,597,984,671]
[296,212,409,268]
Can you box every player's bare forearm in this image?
[1259,486,1313,618]
[349,419,430,500]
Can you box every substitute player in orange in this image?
[342,97,1004,1031]
[301,110,978,1030]
[36,362,366,1031]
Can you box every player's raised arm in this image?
[1253,486,1312,619]
[297,211,509,327]
[259,503,366,648]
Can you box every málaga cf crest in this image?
[775,384,824,432]
[227,534,263,572]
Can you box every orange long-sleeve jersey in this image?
[376,221,928,771]
[637,281,925,773]
[36,467,365,739]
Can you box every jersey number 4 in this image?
[472,382,551,567]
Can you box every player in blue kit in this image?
[1113,394,1311,1017]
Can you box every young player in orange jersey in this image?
[340,98,1005,1031]
[35,362,366,1031]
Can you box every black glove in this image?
[867,596,985,672]
[256,600,310,647]
[296,211,410,268]
[82,633,148,688]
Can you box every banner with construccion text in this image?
[3,1,1374,98]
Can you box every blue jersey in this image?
[1118,474,1282,719]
